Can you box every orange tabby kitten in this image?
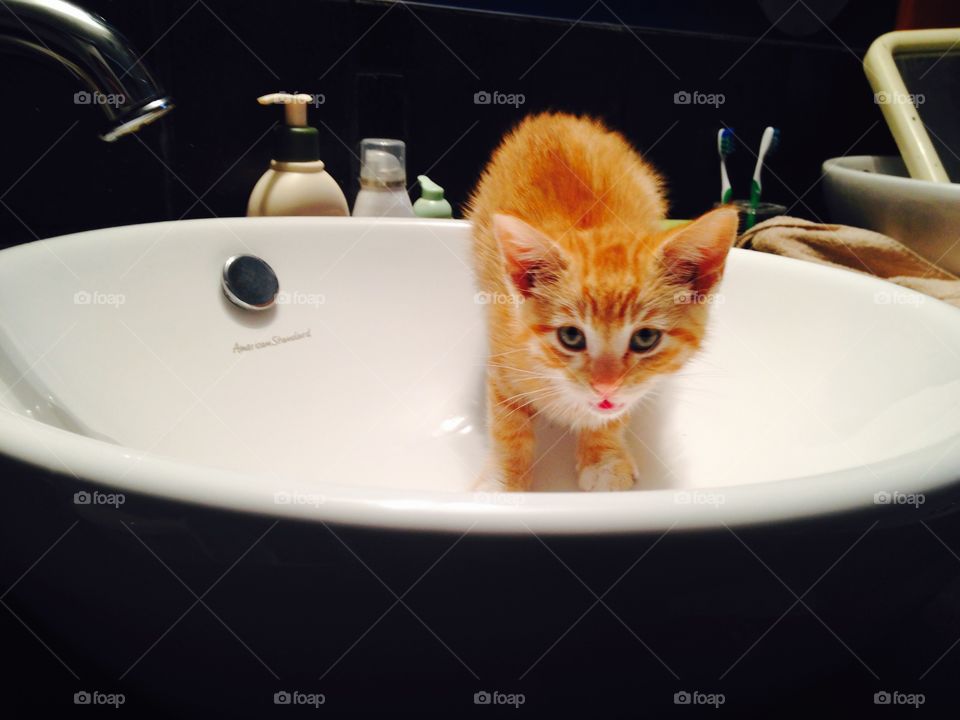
[467,112,738,492]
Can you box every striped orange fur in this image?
[467,113,738,491]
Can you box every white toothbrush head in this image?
[753,126,781,181]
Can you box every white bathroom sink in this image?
[0,217,959,534]
[823,155,960,275]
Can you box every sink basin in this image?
[1,217,959,533]
[822,155,960,276]
[3,217,960,714]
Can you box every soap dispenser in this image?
[352,138,415,217]
[413,175,453,218]
[247,93,349,217]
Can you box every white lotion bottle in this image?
[247,93,349,217]
[352,138,415,217]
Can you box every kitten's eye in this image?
[557,326,586,351]
[630,328,662,353]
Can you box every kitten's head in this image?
[493,208,738,427]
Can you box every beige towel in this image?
[735,216,960,308]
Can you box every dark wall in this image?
[0,0,898,249]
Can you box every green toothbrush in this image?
[745,126,780,230]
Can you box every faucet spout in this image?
[0,0,174,140]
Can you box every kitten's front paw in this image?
[578,454,637,492]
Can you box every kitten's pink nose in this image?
[591,381,619,398]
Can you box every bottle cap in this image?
[359,138,407,186]
[258,93,320,163]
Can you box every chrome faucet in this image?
[0,0,173,141]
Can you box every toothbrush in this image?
[745,126,780,230]
[717,128,735,204]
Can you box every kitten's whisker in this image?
[498,386,559,407]
[498,388,566,423]
[530,394,568,420]
[488,348,529,359]
[485,363,554,378]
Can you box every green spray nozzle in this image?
[418,175,445,200]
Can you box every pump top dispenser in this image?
[247,93,349,217]
[413,175,453,218]
[352,138,415,217]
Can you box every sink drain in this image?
[221,255,279,311]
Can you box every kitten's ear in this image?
[492,214,567,296]
[655,207,738,295]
